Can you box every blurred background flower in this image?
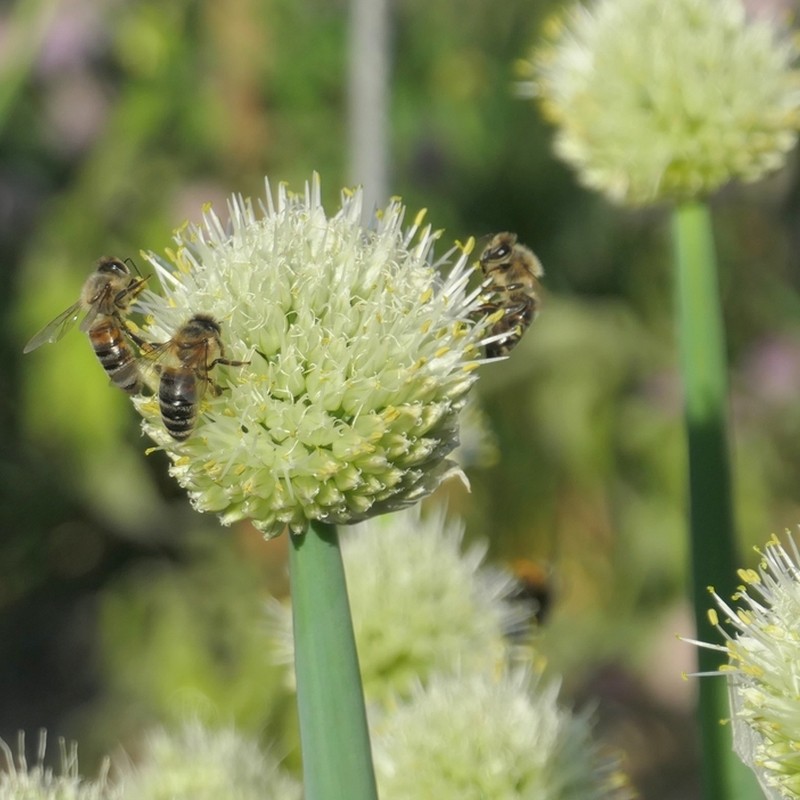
[0,731,116,800]
[371,667,630,800]
[523,0,800,204]
[113,720,301,800]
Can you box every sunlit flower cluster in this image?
[133,175,494,537]
[521,0,800,205]
[697,535,800,799]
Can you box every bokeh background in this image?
[3,0,800,797]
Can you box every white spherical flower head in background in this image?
[115,721,302,800]
[371,667,632,800]
[522,0,800,205]
[0,731,116,800]
[133,176,493,538]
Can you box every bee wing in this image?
[23,301,84,353]
[134,338,176,388]
[77,300,104,334]
[137,337,171,362]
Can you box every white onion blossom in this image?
[371,667,633,800]
[692,534,800,798]
[0,731,116,800]
[115,721,301,800]
[521,0,800,205]
[133,175,494,538]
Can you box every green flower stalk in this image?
[693,535,800,800]
[671,200,751,800]
[371,667,631,800]
[132,175,496,800]
[115,721,301,800]
[523,0,800,206]
[268,505,533,705]
[134,175,490,538]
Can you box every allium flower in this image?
[371,667,631,800]
[134,175,492,538]
[268,505,533,704]
[116,720,301,800]
[0,732,116,800]
[694,535,800,799]
[521,0,800,205]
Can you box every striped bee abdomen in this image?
[159,370,198,441]
[88,317,142,394]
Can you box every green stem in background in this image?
[289,520,378,800]
[672,201,759,800]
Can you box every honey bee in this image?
[147,314,249,441]
[478,232,544,358]
[23,256,148,393]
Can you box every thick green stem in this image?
[289,520,378,800]
[672,201,759,800]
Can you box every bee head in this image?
[186,314,222,338]
[96,257,131,278]
[480,232,517,266]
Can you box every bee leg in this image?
[113,276,149,308]
[207,357,252,369]
[503,301,529,317]
[474,302,505,317]
[123,322,159,352]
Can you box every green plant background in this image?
[3,1,800,797]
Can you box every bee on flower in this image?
[132,176,500,538]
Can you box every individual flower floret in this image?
[692,534,800,799]
[115,720,301,800]
[267,505,533,704]
[521,0,800,205]
[371,667,632,800]
[133,175,495,537]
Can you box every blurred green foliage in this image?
[3,0,800,795]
